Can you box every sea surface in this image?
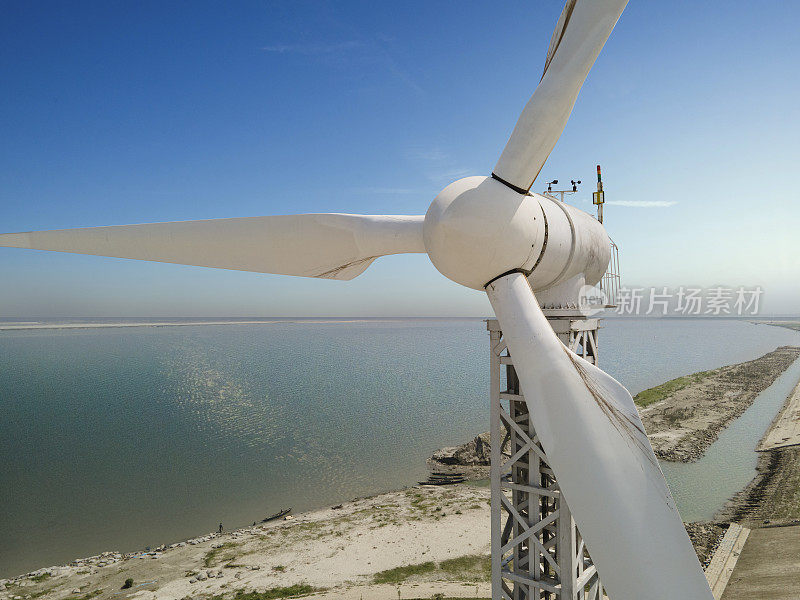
[1,317,799,577]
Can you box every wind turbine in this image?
[0,1,714,599]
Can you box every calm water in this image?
[1,317,799,576]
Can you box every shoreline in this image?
[5,347,800,597]
[716,380,800,527]
[714,447,800,527]
[429,346,800,469]
[1,485,495,600]
[639,346,800,461]
[0,482,729,600]
[758,320,800,333]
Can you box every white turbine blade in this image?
[486,273,713,600]
[0,214,425,280]
[492,0,628,192]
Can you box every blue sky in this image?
[1,1,798,317]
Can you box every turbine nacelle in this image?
[423,176,611,295]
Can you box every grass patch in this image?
[211,584,320,600]
[373,562,437,584]
[204,542,238,567]
[633,370,713,407]
[439,555,491,581]
[373,555,490,585]
[29,573,51,583]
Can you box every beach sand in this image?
[0,481,732,600]
[0,485,493,600]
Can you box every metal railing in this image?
[600,239,620,308]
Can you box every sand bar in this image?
[639,346,800,461]
[0,319,403,331]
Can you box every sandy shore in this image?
[0,485,493,600]
[759,320,800,333]
[0,481,730,600]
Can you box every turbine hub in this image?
[423,176,545,290]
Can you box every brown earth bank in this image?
[684,522,728,569]
[429,346,800,469]
[716,447,800,528]
[716,371,800,528]
[641,346,800,461]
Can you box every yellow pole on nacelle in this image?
[593,164,605,223]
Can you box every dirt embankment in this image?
[684,522,728,569]
[717,441,800,528]
[428,346,800,466]
[640,346,800,462]
[431,347,800,470]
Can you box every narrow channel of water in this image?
[660,356,800,522]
